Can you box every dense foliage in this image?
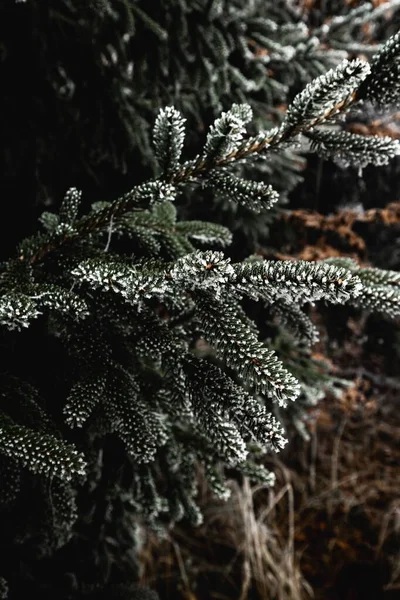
[1,2,400,599]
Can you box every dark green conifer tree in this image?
[1,24,400,597]
[1,1,400,598]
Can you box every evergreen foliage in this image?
[1,4,400,599]
[308,128,400,168]
[323,257,400,319]
[3,0,400,255]
[358,30,400,106]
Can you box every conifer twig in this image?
[22,94,360,267]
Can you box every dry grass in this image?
[139,471,312,600]
[234,477,313,600]
[289,381,400,598]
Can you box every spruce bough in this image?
[1,33,400,598]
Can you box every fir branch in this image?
[125,203,232,252]
[0,414,86,481]
[0,293,41,330]
[284,58,370,130]
[71,256,170,305]
[206,171,280,212]
[153,106,186,177]
[269,300,319,346]
[357,31,400,106]
[171,126,284,184]
[230,258,363,304]
[357,267,400,288]
[59,187,82,225]
[151,200,177,226]
[21,181,176,264]
[189,394,247,465]
[15,33,400,269]
[204,463,231,501]
[196,294,301,406]
[202,103,253,163]
[183,357,287,452]
[0,284,89,331]
[307,128,400,168]
[159,232,195,260]
[72,251,366,316]
[174,220,233,247]
[352,285,400,319]
[236,461,276,486]
[39,212,60,233]
[64,374,107,428]
[170,250,235,297]
[322,258,400,319]
[0,376,55,434]
[32,284,90,318]
[103,367,168,463]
